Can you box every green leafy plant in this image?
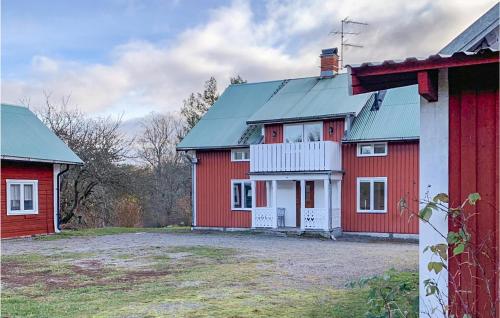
[347,269,418,318]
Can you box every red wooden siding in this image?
[448,64,499,317]
[341,141,419,234]
[196,150,265,228]
[1,160,55,238]
[323,118,345,142]
[264,124,283,144]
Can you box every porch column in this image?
[266,181,271,208]
[272,180,278,229]
[251,180,256,228]
[300,179,305,230]
[323,179,331,231]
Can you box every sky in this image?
[1,0,498,120]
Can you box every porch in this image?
[250,173,342,232]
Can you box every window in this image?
[231,180,253,210]
[284,122,322,143]
[357,177,387,213]
[6,180,38,215]
[231,148,250,161]
[357,142,388,157]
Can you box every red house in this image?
[1,104,82,238]
[178,48,420,238]
[347,4,499,317]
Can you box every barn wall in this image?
[341,141,419,234]
[195,150,265,228]
[1,160,55,238]
[448,64,499,317]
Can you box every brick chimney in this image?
[320,48,339,77]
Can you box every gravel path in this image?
[1,232,418,287]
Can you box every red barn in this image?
[347,4,499,316]
[178,48,420,238]
[1,104,82,238]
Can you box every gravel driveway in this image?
[2,232,418,288]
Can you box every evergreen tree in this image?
[230,75,247,84]
[180,77,219,131]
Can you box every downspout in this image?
[56,164,70,231]
[182,151,198,228]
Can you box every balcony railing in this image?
[250,141,341,173]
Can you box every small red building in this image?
[1,104,82,238]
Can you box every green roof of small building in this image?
[247,74,373,124]
[344,85,420,142]
[1,104,83,164]
[177,80,284,150]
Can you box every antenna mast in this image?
[331,17,368,69]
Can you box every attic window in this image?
[231,148,250,161]
[6,180,38,215]
[357,142,388,157]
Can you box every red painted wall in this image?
[448,64,499,317]
[264,124,283,144]
[1,160,55,238]
[323,118,345,142]
[341,141,419,234]
[195,150,265,228]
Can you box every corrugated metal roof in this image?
[440,3,499,54]
[247,74,373,124]
[1,104,83,164]
[177,80,284,150]
[344,85,420,142]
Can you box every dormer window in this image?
[284,122,322,143]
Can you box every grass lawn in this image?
[34,226,191,241]
[2,230,418,317]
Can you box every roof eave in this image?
[342,136,420,143]
[1,155,84,165]
[247,113,356,125]
[176,144,251,152]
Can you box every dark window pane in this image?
[233,183,242,208]
[244,183,252,208]
[359,181,371,210]
[24,185,34,210]
[10,184,21,210]
[360,145,372,155]
[304,123,322,142]
[284,125,303,143]
[374,181,385,210]
[374,144,386,154]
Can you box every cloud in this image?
[1,0,497,118]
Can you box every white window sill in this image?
[357,210,387,214]
[231,208,252,212]
[231,159,250,162]
[7,210,39,216]
[357,154,388,157]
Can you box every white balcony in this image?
[250,141,341,173]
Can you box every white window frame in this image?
[6,179,39,215]
[357,142,388,157]
[231,148,250,162]
[284,122,323,143]
[356,177,387,213]
[231,179,252,211]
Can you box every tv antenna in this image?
[330,17,368,69]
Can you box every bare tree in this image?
[137,112,190,226]
[38,95,130,226]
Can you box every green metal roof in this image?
[344,85,420,142]
[247,74,373,124]
[177,80,284,150]
[1,104,83,164]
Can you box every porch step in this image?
[252,228,334,239]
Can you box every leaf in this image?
[467,193,481,205]
[453,243,465,256]
[447,232,460,244]
[433,244,448,260]
[419,206,433,221]
[427,261,444,274]
[433,193,449,203]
